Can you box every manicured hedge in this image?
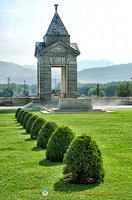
[20,110,29,125]
[17,109,25,123]
[63,135,105,184]
[26,115,39,133]
[15,108,22,118]
[30,117,46,139]
[46,126,75,162]
[37,121,58,149]
[23,112,33,129]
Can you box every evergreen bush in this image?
[17,109,25,123]
[37,121,58,149]
[20,110,29,125]
[46,126,75,162]
[23,112,33,129]
[26,115,38,133]
[30,117,46,139]
[15,108,22,118]
[63,135,105,184]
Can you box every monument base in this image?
[24,98,106,113]
[58,98,92,110]
[24,99,59,110]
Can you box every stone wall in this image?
[0,97,132,107]
[91,97,132,106]
[0,98,34,106]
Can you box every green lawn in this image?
[0,109,131,200]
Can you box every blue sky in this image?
[0,0,132,65]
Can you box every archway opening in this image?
[51,66,66,99]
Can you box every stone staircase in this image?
[24,99,59,112]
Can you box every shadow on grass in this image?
[39,159,63,167]
[54,179,99,193]
[0,109,16,114]
[32,146,43,151]
[25,138,35,142]
[21,132,29,135]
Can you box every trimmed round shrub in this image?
[15,108,22,118]
[30,117,46,139]
[23,112,33,129]
[46,126,75,162]
[37,121,58,149]
[63,135,105,184]
[20,110,29,125]
[26,115,38,133]
[17,109,25,123]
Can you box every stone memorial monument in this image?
[35,4,80,101]
[25,4,93,112]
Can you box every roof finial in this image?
[54,4,58,13]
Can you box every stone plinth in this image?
[59,98,93,110]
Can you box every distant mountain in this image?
[22,64,36,70]
[78,59,114,71]
[0,61,131,85]
[78,63,132,83]
[0,61,37,85]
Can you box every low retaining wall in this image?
[0,98,34,106]
[0,97,132,106]
[92,97,132,106]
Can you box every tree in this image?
[116,81,131,97]
[101,82,120,97]
[99,89,105,97]
[22,90,30,97]
[0,88,13,97]
[88,88,97,97]
[63,135,105,184]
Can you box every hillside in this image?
[0,61,131,84]
[0,61,37,85]
[78,59,114,71]
[78,63,132,83]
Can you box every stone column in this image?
[37,56,51,101]
[39,64,51,100]
[67,57,77,98]
[37,64,40,98]
[61,66,66,98]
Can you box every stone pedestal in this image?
[59,98,93,110]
